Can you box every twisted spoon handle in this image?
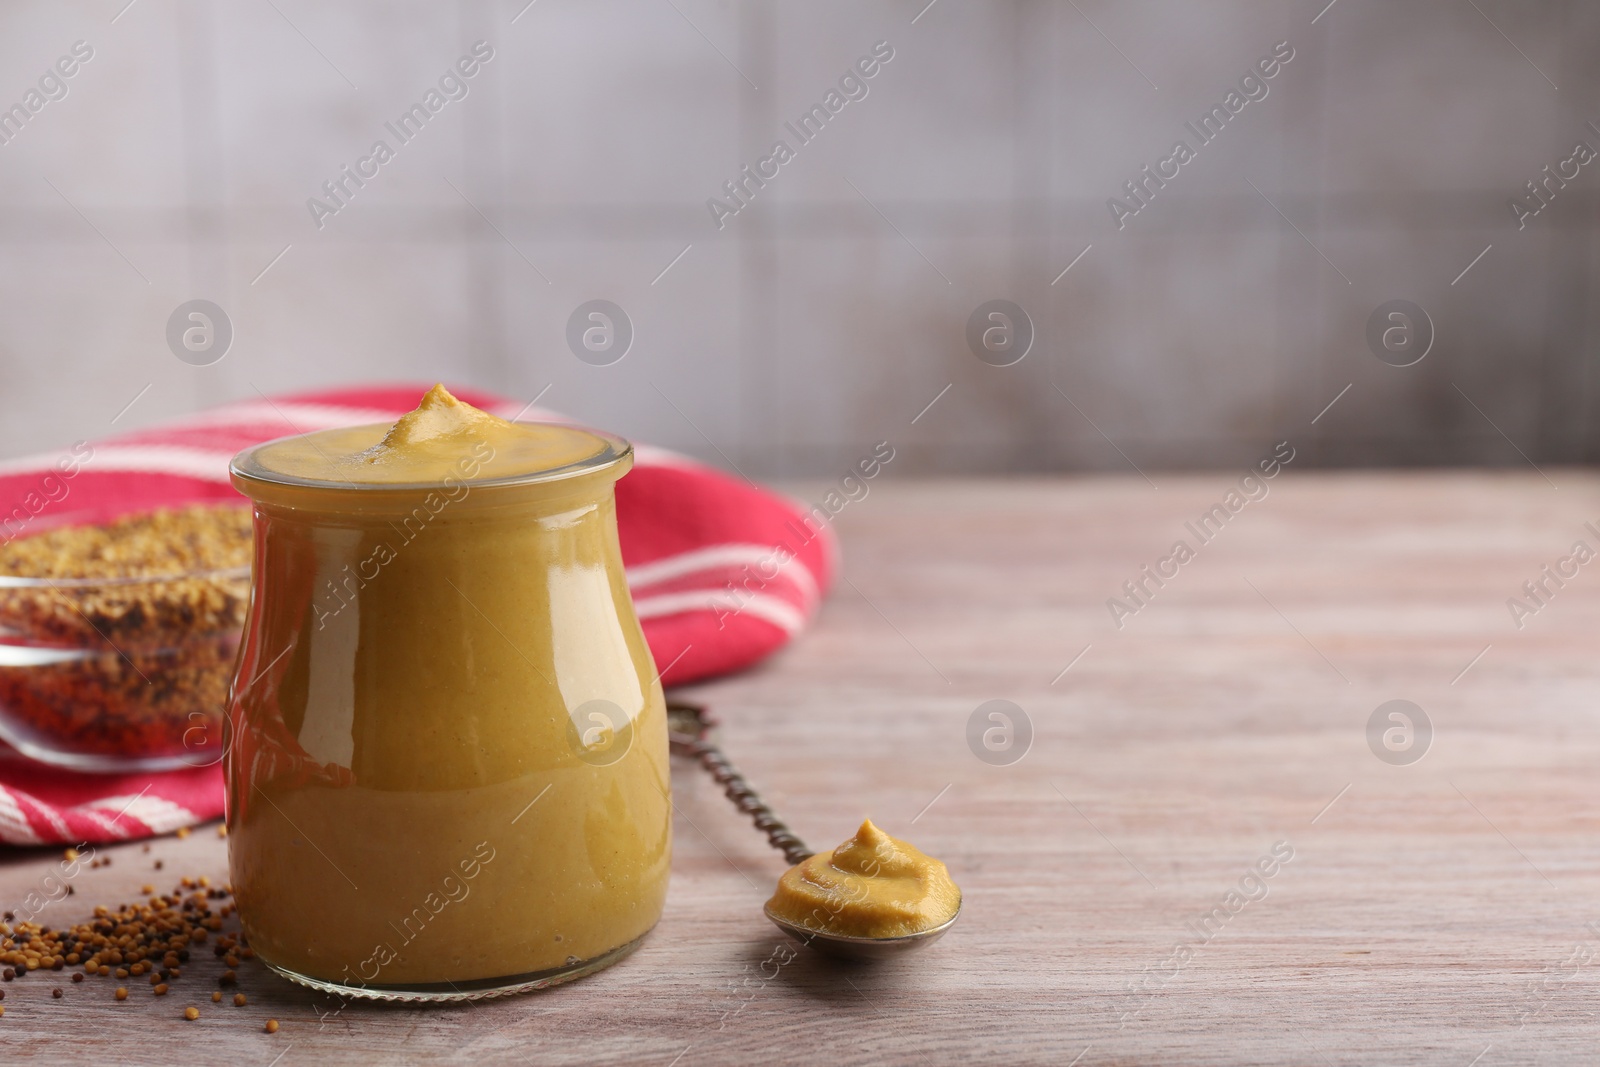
[667,701,813,867]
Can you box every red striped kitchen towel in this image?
[0,384,836,845]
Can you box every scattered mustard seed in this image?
[265,1019,279,1033]
[233,993,247,1007]
[184,1006,199,1021]
[153,984,169,996]
[211,991,222,1003]
[176,828,190,840]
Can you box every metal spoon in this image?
[666,701,961,962]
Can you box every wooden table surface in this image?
[3,472,1599,1065]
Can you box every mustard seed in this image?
[211,991,222,1003]
[51,987,62,998]
[233,993,247,1007]
[265,1019,279,1033]
[115,987,128,1000]
[154,983,169,996]
[184,1006,199,1020]
[176,828,191,840]
[71,973,82,983]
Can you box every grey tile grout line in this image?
[844,177,952,285]
[43,176,150,284]
[1243,176,1351,285]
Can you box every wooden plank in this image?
[1,473,1596,1064]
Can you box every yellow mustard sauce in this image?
[766,819,960,939]
[227,385,669,989]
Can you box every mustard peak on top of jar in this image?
[234,384,624,489]
[361,384,511,461]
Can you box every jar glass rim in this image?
[229,423,633,498]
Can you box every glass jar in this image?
[226,426,670,1001]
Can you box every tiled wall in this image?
[0,0,1594,476]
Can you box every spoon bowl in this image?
[763,899,961,962]
[669,700,960,961]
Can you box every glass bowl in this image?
[0,512,250,773]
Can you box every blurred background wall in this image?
[0,0,1594,477]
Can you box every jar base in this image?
[260,927,655,1003]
